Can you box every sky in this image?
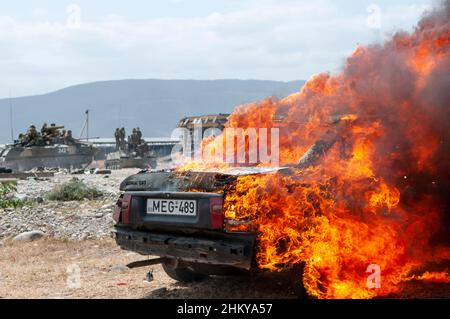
[0,0,433,98]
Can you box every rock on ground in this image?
[13,230,45,242]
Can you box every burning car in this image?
[111,115,361,291]
[112,166,311,285]
[113,1,449,299]
[112,168,262,279]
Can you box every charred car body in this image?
[113,168,277,278]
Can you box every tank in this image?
[105,150,157,170]
[0,143,97,172]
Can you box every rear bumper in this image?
[113,227,255,270]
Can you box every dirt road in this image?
[1,238,449,299]
[0,238,298,299]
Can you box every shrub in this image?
[47,178,103,201]
[0,183,23,208]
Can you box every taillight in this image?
[209,197,223,229]
[113,194,132,225]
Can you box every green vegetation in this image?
[47,178,103,201]
[0,183,23,208]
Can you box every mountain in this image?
[0,79,305,143]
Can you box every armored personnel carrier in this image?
[0,124,97,172]
[105,149,157,170]
[105,127,156,170]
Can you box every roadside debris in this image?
[0,172,55,180]
[71,168,111,175]
[94,169,112,175]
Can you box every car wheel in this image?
[301,263,323,299]
[162,261,207,282]
[290,263,310,299]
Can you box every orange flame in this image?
[404,271,450,283]
[179,1,450,298]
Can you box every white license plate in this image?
[147,199,197,216]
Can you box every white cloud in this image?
[0,0,430,97]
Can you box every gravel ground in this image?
[0,168,139,240]
[0,169,301,299]
[0,168,448,299]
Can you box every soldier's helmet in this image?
[30,125,36,129]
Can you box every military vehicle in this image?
[105,127,157,170]
[0,124,97,172]
[105,149,157,170]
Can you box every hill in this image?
[0,79,305,143]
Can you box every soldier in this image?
[16,133,25,146]
[127,135,133,152]
[41,123,48,135]
[41,123,48,143]
[64,130,75,145]
[25,125,38,146]
[119,127,126,150]
[136,127,142,141]
[131,128,139,152]
[114,128,120,150]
